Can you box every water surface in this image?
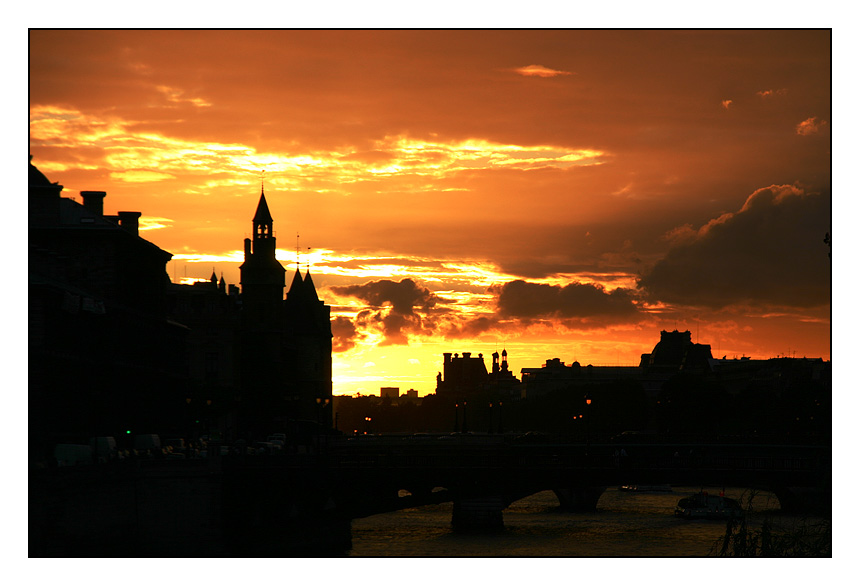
[349,487,784,557]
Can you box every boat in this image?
[619,484,672,492]
[674,491,743,519]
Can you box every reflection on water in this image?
[349,487,784,557]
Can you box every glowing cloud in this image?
[110,170,175,183]
[756,88,787,98]
[512,64,573,78]
[138,217,174,231]
[155,85,212,108]
[796,117,828,136]
[30,104,607,196]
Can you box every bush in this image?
[711,492,831,557]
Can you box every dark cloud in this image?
[332,278,440,314]
[441,315,501,339]
[637,185,830,309]
[331,315,361,353]
[332,279,442,345]
[495,280,641,321]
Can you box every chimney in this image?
[117,211,141,236]
[81,191,106,216]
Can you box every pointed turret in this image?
[303,269,320,302]
[288,268,305,301]
[239,188,285,324]
[253,189,273,226]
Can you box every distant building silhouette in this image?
[381,387,399,400]
[435,350,521,399]
[639,329,713,375]
[519,330,712,398]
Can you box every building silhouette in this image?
[435,350,522,400]
[29,159,333,460]
[165,271,242,438]
[163,188,334,438]
[639,329,713,375]
[29,158,188,460]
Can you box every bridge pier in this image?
[772,486,831,515]
[553,486,607,512]
[451,495,505,532]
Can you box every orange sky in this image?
[28,29,832,396]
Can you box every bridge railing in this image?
[322,443,827,475]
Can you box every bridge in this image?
[221,434,830,548]
[31,434,830,555]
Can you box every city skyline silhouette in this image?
[28,26,834,568]
[29,29,831,397]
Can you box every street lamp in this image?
[454,403,459,433]
[584,393,592,453]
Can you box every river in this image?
[348,486,797,557]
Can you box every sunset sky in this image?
[28,29,832,396]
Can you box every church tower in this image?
[238,189,287,435]
[237,186,333,434]
[239,189,286,324]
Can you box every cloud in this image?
[332,278,441,314]
[331,278,443,345]
[660,223,697,245]
[637,185,830,309]
[332,315,361,352]
[31,104,606,194]
[138,216,174,231]
[512,65,573,78]
[110,170,175,183]
[494,280,641,322]
[756,88,787,98]
[796,117,828,135]
[155,85,212,108]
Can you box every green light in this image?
[126,430,131,434]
